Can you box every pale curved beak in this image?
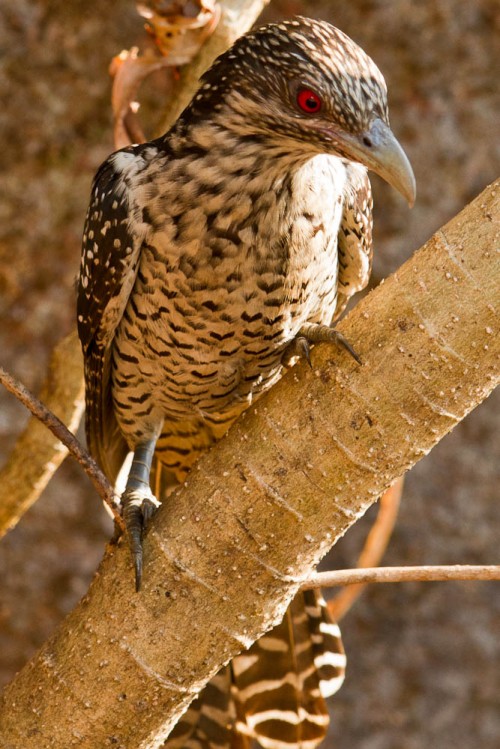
[346,118,416,206]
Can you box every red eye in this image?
[296,88,322,114]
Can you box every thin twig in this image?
[302,565,500,590]
[328,476,403,621]
[0,366,123,529]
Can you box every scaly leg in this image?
[122,439,160,591]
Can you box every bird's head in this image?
[194,16,415,205]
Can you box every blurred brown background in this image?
[0,1,498,747]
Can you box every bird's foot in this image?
[281,336,312,368]
[283,323,362,367]
[122,487,161,591]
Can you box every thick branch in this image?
[0,182,497,747]
[0,332,85,537]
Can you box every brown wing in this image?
[77,146,149,480]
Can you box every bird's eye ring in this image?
[296,88,322,114]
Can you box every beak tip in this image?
[405,173,417,208]
[393,153,416,208]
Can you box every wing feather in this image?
[77,147,148,480]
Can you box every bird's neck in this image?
[160,106,316,194]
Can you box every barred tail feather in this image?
[162,590,345,749]
[303,590,346,699]
[164,667,244,749]
[232,589,345,749]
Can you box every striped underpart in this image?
[164,590,345,749]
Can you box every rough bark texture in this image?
[0,1,499,747]
[0,182,498,748]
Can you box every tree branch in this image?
[303,565,500,590]
[327,476,403,621]
[0,332,85,537]
[0,180,497,748]
[158,0,271,131]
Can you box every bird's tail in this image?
[163,589,345,749]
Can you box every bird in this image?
[77,15,415,749]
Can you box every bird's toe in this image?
[121,487,160,591]
[281,336,312,368]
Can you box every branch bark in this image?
[0,181,497,747]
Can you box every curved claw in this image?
[298,323,362,365]
[122,488,160,591]
[142,496,160,526]
[332,331,362,365]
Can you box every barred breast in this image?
[111,152,348,480]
